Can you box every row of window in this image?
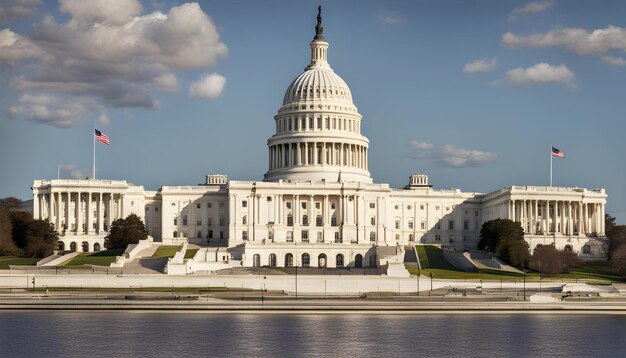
[275,116,360,134]
[174,216,226,226]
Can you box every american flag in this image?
[95,129,110,145]
[551,146,564,158]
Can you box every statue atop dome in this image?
[314,6,325,41]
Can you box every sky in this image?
[0,0,625,223]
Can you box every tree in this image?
[23,219,59,258]
[611,245,626,276]
[606,213,626,260]
[0,197,22,210]
[530,244,579,274]
[9,211,33,250]
[104,213,148,250]
[478,218,530,269]
[0,208,21,256]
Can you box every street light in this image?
[417,266,421,297]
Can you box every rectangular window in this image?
[242,231,248,240]
[317,232,323,243]
[334,232,341,243]
[197,231,202,238]
[331,203,336,209]
[463,220,469,230]
[173,218,177,225]
[286,202,292,209]
[435,234,441,241]
[208,218,213,226]
[302,215,309,226]
[370,231,376,241]
[315,202,320,209]
[316,216,323,227]
[395,221,400,230]
[197,220,202,226]
[242,201,247,208]
[448,221,454,230]
[435,221,441,230]
[219,217,225,226]
[219,202,224,208]
[421,221,426,230]
[369,203,375,209]
[182,215,187,226]
[155,207,159,212]
[196,203,201,209]
[331,216,337,226]
[220,231,224,239]
[208,230,213,239]
[287,215,293,226]
[371,217,376,226]
[286,231,293,242]
[207,203,212,208]
[301,230,309,242]
[408,221,414,229]
[301,202,307,209]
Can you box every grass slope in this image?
[410,245,625,283]
[64,249,125,267]
[152,246,180,258]
[0,257,39,268]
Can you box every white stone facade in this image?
[31,10,608,263]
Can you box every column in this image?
[567,201,572,235]
[55,192,61,231]
[75,192,81,234]
[601,203,605,235]
[511,200,516,222]
[312,142,318,165]
[48,192,53,223]
[86,192,93,234]
[323,195,329,225]
[582,203,587,234]
[64,192,70,232]
[97,193,103,234]
[533,200,538,234]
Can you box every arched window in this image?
[564,245,573,252]
[93,243,101,252]
[355,254,363,268]
[285,253,293,267]
[58,241,65,251]
[318,253,327,268]
[173,231,178,238]
[70,242,77,252]
[81,241,89,252]
[269,253,277,267]
[252,254,261,267]
[336,254,344,268]
[582,245,591,255]
[302,253,310,268]
[409,234,414,242]
[242,215,247,225]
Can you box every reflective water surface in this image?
[1,312,625,357]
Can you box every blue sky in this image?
[1,0,625,223]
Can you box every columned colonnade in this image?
[33,191,124,235]
[268,142,368,171]
[508,199,605,236]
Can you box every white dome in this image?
[283,67,354,105]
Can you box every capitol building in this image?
[31,10,608,268]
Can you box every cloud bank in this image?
[505,63,575,88]
[408,140,497,168]
[0,0,228,127]
[464,58,497,73]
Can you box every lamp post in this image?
[417,266,420,297]
[523,264,526,301]
[430,271,433,292]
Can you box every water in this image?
[1,312,625,357]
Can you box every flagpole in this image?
[93,123,96,179]
[550,144,553,187]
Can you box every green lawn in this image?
[185,249,199,259]
[63,249,125,267]
[0,256,40,268]
[410,245,626,284]
[152,245,180,258]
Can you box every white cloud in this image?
[463,57,497,73]
[408,139,434,150]
[505,63,575,88]
[59,164,91,179]
[0,0,42,23]
[409,141,497,168]
[510,0,555,19]
[378,11,407,25]
[59,0,143,26]
[154,73,179,92]
[189,73,226,100]
[503,26,626,55]
[2,1,228,127]
[98,114,110,125]
[8,94,94,128]
[602,55,626,66]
